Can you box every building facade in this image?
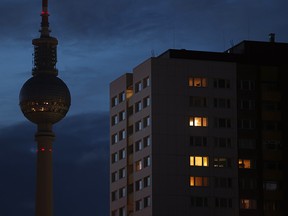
[109,39,288,216]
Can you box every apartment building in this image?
[109,38,288,216]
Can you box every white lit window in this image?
[189,77,207,87]
[189,117,208,127]
[190,156,209,167]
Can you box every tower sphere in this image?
[19,74,71,124]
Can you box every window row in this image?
[135,176,151,191]
[135,196,151,211]
[111,148,126,164]
[111,206,125,216]
[135,76,150,93]
[111,110,126,126]
[111,129,126,145]
[135,116,151,132]
[111,168,126,183]
[188,77,230,89]
[190,197,257,209]
[135,156,151,171]
[189,117,232,128]
[190,136,232,148]
[135,136,151,152]
[135,96,151,113]
[111,187,126,201]
[111,91,126,107]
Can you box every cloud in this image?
[0,112,109,216]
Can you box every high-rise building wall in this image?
[110,40,288,216]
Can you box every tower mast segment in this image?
[19,0,71,216]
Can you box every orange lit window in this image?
[240,199,257,209]
[238,159,252,169]
[189,77,207,87]
[189,117,208,127]
[190,156,209,167]
[190,176,209,187]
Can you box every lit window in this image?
[136,160,143,171]
[143,77,150,88]
[189,77,207,87]
[189,117,208,127]
[135,81,142,93]
[111,96,118,107]
[238,159,253,169]
[240,199,257,209]
[190,156,209,167]
[190,176,209,187]
[126,87,133,99]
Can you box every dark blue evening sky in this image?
[0,0,288,215]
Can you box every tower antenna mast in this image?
[41,0,50,36]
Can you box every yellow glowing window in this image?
[189,77,207,87]
[189,117,208,127]
[190,156,209,167]
[190,176,209,187]
[238,159,252,168]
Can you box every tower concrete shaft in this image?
[35,124,54,216]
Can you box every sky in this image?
[0,0,288,215]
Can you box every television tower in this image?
[19,0,71,216]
